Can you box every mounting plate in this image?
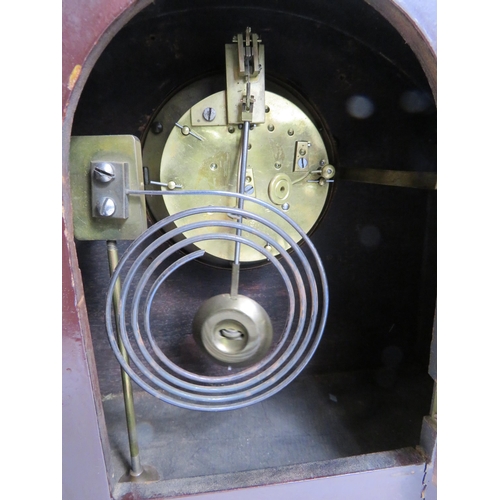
[69,135,147,241]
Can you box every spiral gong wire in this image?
[106,190,328,411]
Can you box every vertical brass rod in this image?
[107,240,144,477]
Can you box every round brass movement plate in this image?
[192,294,273,366]
[148,90,331,263]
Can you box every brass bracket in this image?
[191,92,228,127]
[69,135,147,241]
[235,29,262,78]
[293,141,311,172]
[225,29,266,124]
[243,168,256,198]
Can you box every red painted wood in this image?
[62,0,145,498]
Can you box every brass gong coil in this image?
[106,190,328,411]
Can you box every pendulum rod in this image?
[107,240,144,477]
[230,27,257,298]
[230,119,251,298]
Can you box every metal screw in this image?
[299,148,306,156]
[281,203,290,211]
[298,157,308,169]
[320,159,326,166]
[99,198,116,217]
[228,126,235,134]
[210,163,218,171]
[181,126,190,136]
[202,107,216,122]
[268,124,275,132]
[151,121,163,134]
[244,184,255,195]
[238,124,243,130]
[274,162,282,169]
[287,129,294,136]
[93,163,115,183]
[265,106,270,113]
